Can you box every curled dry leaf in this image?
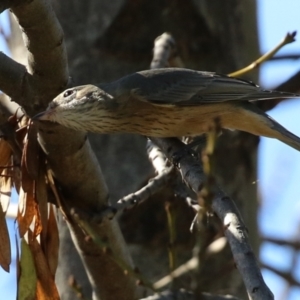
[5,112,26,166]
[15,126,28,152]
[0,139,12,168]
[0,139,12,213]
[17,186,37,238]
[24,122,40,181]
[0,169,12,214]
[0,202,11,272]
[33,213,43,238]
[21,135,34,194]
[36,160,48,246]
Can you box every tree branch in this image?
[140,289,242,300]
[229,32,296,78]
[257,69,300,111]
[0,1,139,299]
[261,263,300,288]
[12,0,69,95]
[0,0,69,115]
[263,236,300,249]
[151,137,274,300]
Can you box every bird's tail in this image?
[230,102,300,152]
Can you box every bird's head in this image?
[32,85,111,132]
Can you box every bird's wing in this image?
[109,68,296,106]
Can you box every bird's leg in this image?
[171,135,207,166]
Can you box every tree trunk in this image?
[7,0,260,299]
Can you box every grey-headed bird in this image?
[33,68,300,151]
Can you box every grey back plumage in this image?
[101,68,299,106]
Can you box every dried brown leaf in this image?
[21,136,34,193]
[12,167,21,195]
[0,139,13,213]
[28,232,60,300]
[36,163,48,246]
[45,205,59,277]
[0,202,11,272]
[25,123,39,180]
[0,139,12,167]
[0,168,12,214]
[17,187,36,238]
[33,214,43,238]
[15,125,28,150]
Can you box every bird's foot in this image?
[172,136,206,166]
[172,146,198,166]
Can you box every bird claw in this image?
[171,136,207,166]
[172,147,198,166]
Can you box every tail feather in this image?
[270,119,300,151]
[228,102,300,151]
[244,90,300,102]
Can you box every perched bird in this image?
[33,68,300,151]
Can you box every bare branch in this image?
[116,166,173,206]
[276,70,300,94]
[151,33,175,69]
[0,0,69,115]
[150,137,274,300]
[270,54,300,61]
[12,0,69,91]
[147,139,170,174]
[0,94,21,118]
[229,32,296,78]
[0,52,30,104]
[263,236,300,249]
[261,263,300,288]
[258,70,300,111]
[140,289,241,300]
[96,167,174,221]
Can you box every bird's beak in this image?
[32,109,53,121]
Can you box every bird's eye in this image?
[63,90,75,97]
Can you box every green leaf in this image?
[18,239,37,300]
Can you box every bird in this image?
[33,68,300,151]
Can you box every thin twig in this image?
[262,236,300,249]
[116,167,173,208]
[229,32,297,77]
[261,263,300,287]
[141,289,242,300]
[269,54,300,61]
[154,257,198,290]
[257,69,300,112]
[165,201,177,273]
[93,167,174,221]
